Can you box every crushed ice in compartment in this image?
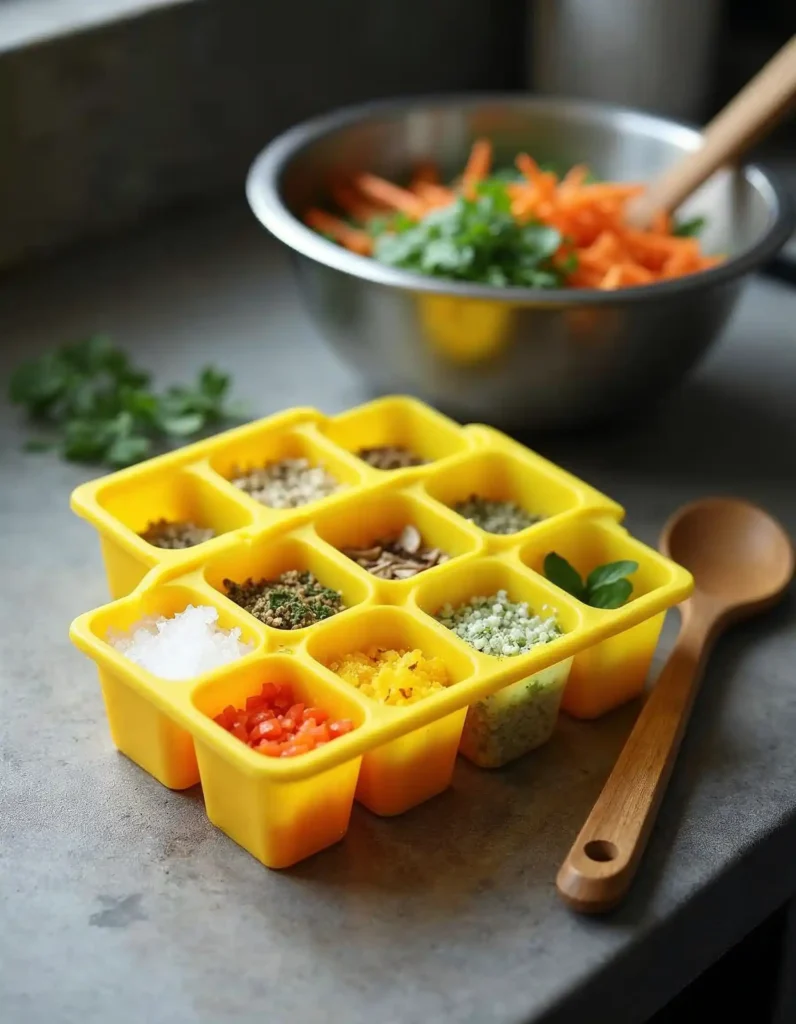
[109,604,253,679]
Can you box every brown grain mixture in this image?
[342,524,448,581]
[139,518,215,549]
[356,445,426,471]
[224,570,345,630]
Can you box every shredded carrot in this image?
[409,161,441,189]
[462,139,493,197]
[308,145,723,289]
[414,181,457,208]
[353,174,426,219]
[331,183,387,223]
[304,209,373,256]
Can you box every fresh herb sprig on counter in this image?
[10,335,245,468]
[543,553,639,609]
[371,179,572,289]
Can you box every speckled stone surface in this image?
[2,207,795,1024]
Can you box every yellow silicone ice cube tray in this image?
[69,396,693,868]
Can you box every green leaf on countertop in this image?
[10,335,246,469]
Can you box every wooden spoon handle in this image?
[556,609,715,913]
[629,34,796,227]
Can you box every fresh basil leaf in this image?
[586,560,639,591]
[588,578,633,609]
[543,552,585,599]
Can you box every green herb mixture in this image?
[10,335,244,468]
[369,179,570,289]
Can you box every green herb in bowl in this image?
[543,552,639,609]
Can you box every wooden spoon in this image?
[628,35,796,228]
[556,498,794,914]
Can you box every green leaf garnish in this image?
[543,552,585,600]
[588,578,634,609]
[672,216,706,238]
[543,553,638,609]
[586,560,640,591]
[10,335,246,469]
[370,178,568,289]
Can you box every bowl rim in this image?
[247,92,795,305]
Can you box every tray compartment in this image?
[306,606,476,815]
[520,517,686,718]
[312,488,482,600]
[71,583,263,789]
[191,656,366,868]
[201,528,374,637]
[323,395,471,472]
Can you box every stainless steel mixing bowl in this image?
[247,95,793,429]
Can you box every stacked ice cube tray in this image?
[69,396,693,869]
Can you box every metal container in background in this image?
[247,95,793,430]
[528,0,723,122]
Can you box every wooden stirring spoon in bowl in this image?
[557,498,794,914]
[627,34,796,229]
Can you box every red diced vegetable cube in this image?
[255,741,284,758]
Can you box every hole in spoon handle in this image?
[583,839,618,863]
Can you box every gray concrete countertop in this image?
[2,206,795,1024]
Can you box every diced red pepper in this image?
[250,719,283,743]
[212,680,356,757]
[231,722,248,742]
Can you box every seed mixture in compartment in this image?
[322,395,470,470]
[415,558,578,768]
[437,588,562,656]
[356,445,426,471]
[436,589,565,764]
[453,496,542,535]
[139,518,216,550]
[208,420,363,514]
[109,603,254,679]
[343,524,448,581]
[458,660,572,768]
[314,490,480,587]
[424,450,586,542]
[87,467,256,597]
[232,458,342,509]
[203,531,372,635]
[224,570,346,630]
